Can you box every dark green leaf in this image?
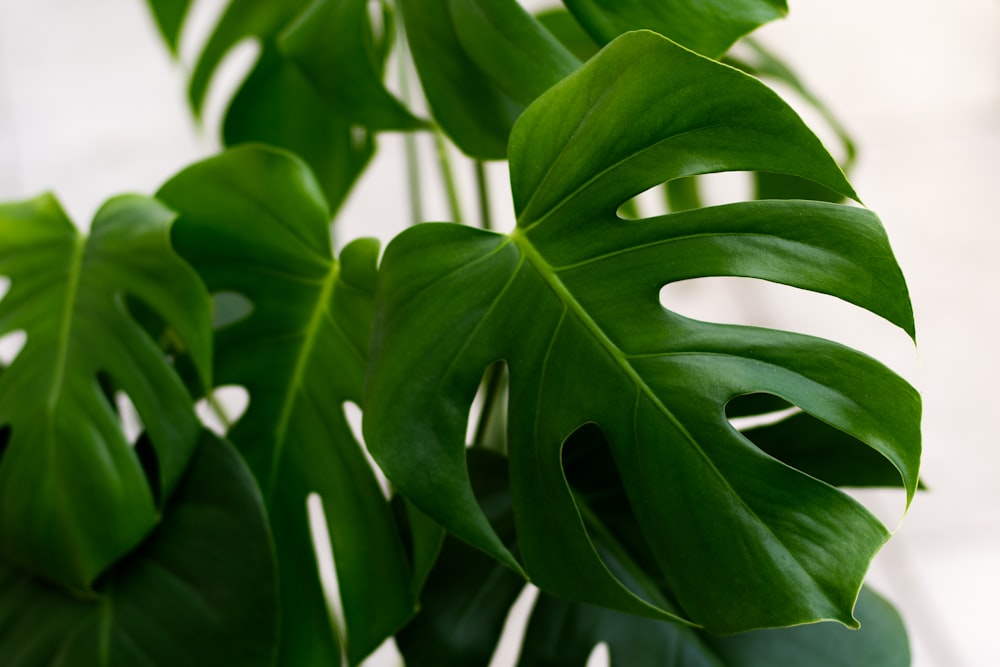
[158,146,415,666]
[400,0,579,158]
[399,0,522,159]
[365,31,919,632]
[280,0,425,131]
[0,432,279,667]
[400,449,911,667]
[0,194,211,593]
[563,0,787,57]
[164,0,407,212]
[396,451,523,667]
[706,587,911,667]
[222,48,374,215]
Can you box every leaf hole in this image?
[561,423,662,597]
[344,400,391,499]
[0,329,26,366]
[0,425,11,466]
[660,277,918,384]
[731,393,908,494]
[466,360,509,452]
[211,291,254,329]
[367,0,386,47]
[486,584,540,667]
[133,432,162,506]
[586,642,610,667]
[194,385,249,436]
[0,275,10,302]
[307,493,347,646]
[114,391,144,446]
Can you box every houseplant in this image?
[0,0,920,665]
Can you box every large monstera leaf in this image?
[564,0,787,57]
[0,194,211,593]
[365,31,920,633]
[0,433,279,667]
[157,146,416,666]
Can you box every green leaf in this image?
[0,432,279,667]
[521,587,909,667]
[399,450,911,667]
[396,450,522,667]
[399,0,579,159]
[144,0,192,54]
[188,0,373,211]
[365,31,919,632]
[280,0,426,131]
[0,194,211,593]
[158,145,415,666]
[222,48,375,215]
[563,0,788,57]
[535,8,601,62]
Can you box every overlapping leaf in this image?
[563,0,787,57]
[158,146,415,666]
[400,0,579,159]
[0,194,211,592]
[0,433,279,667]
[145,0,416,212]
[365,31,920,632]
[399,450,911,667]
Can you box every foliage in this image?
[0,1,919,665]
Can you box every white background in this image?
[1,1,999,665]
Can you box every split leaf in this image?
[158,145,415,666]
[0,194,211,592]
[365,31,919,632]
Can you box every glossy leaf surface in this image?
[158,146,415,665]
[0,194,211,592]
[0,433,279,667]
[564,0,787,57]
[365,31,920,632]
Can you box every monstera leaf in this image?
[400,0,579,159]
[0,194,211,593]
[145,0,416,212]
[364,30,920,632]
[0,433,279,667]
[158,146,416,666]
[399,450,911,667]
[563,0,787,57]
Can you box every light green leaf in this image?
[365,31,919,632]
[563,0,787,57]
[0,194,211,593]
[0,432,279,667]
[280,0,425,131]
[158,145,415,666]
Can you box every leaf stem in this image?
[474,160,492,231]
[433,128,464,225]
[395,5,422,225]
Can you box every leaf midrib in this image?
[509,231,847,611]
[268,259,339,493]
